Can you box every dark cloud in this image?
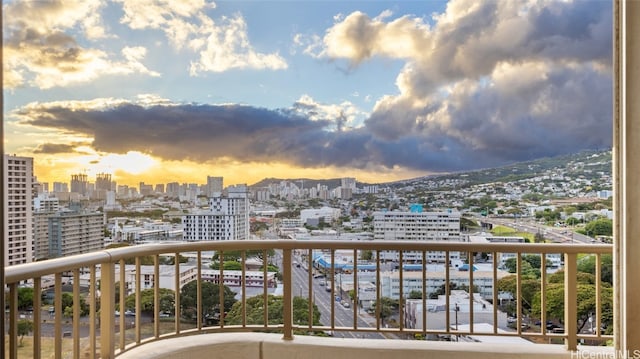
[15,101,477,171]
[15,67,611,174]
[17,103,367,167]
[33,142,83,154]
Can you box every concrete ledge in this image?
[117,332,588,359]
[117,333,261,359]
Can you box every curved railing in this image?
[5,240,613,358]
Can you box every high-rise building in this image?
[53,182,69,192]
[206,176,223,197]
[3,155,35,266]
[95,173,112,191]
[166,182,180,197]
[33,210,54,261]
[139,182,153,196]
[341,177,356,190]
[104,190,120,210]
[182,184,249,241]
[70,174,88,196]
[36,181,49,194]
[154,184,165,194]
[34,209,105,260]
[92,173,112,200]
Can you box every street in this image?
[290,255,385,339]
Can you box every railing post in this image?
[100,261,116,358]
[564,252,578,351]
[282,247,293,340]
[8,283,18,359]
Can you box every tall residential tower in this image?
[3,155,35,266]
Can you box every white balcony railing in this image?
[4,240,613,359]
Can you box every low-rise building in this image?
[403,290,508,331]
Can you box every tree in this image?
[531,283,613,334]
[180,281,236,320]
[61,292,74,310]
[210,260,243,270]
[259,264,282,281]
[371,297,397,324]
[584,218,613,237]
[577,254,613,285]
[408,290,422,299]
[17,287,34,310]
[59,292,90,317]
[533,232,545,243]
[360,250,373,261]
[125,288,175,314]
[225,295,321,327]
[548,270,597,286]
[17,320,33,346]
[565,217,580,226]
[501,257,540,279]
[502,258,517,273]
[212,249,275,263]
[496,275,541,310]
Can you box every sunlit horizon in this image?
[31,152,430,188]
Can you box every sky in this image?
[3,0,613,188]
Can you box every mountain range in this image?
[249,149,612,190]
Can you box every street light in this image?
[454,303,460,331]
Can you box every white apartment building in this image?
[182,185,249,241]
[4,155,35,266]
[77,264,198,296]
[336,265,509,302]
[373,210,462,262]
[78,264,276,296]
[33,210,105,260]
[300,207,341,225]
[379,266,510,300]
[34,194,60,212]
[200,269,277,288]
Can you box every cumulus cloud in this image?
[117,0,287,73]
[4,1,159,89]
[290,95,368,130]
[3,0,159,89]
[297,0,612,169]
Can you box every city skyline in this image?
[4,0,613,187]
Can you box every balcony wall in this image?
[5,240,614,359]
